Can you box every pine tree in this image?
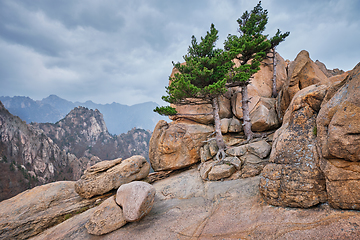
[269,30,290,97]
[224,1,289,141]
[154,24,235,161]
[155,1,290,159]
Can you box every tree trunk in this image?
[212,97,226,162]
[271,47,277,98]
[241,83,254,141]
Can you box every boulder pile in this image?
[85,181,155,235]
[73,156,156,235]
[75,156,150,198]
[149,52,289,178]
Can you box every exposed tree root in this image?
[214,148,226,164]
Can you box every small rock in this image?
[247,140,271,159]
[85,196,127,235]
[240,153,265,164]
[240,164,265,178]
[208,139,219,157]
[224,156,243,170]
[220,118,232,134]
[116,181,156,222]
[239,154,268,178]
[199,160,215,180]
[200,144,213,162]
[226,145,248,157]
[208,164,235,181]
[228,117,242,133]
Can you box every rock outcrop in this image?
[75,156,150,198]
[259,84,328,208]
[277,50,331,121]
[149,52,289,174]
[231,52,288,119]
[32,169,360,240]
[169,95,233,124]
[317,62,360,209]
[149,120,213,171]
[315,60,345,78]
[0,181,102,240]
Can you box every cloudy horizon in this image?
[1,0,359,106]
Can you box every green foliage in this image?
[154,106,177,116]
[155,23,234,115]
[2,155,7,163]
[270,29,290,50]
[225,1,272,85]
[155,1,289,116]
[313,125,317,136]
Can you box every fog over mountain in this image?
[0,95,166,134]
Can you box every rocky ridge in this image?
[31,169,360,240]
[0,95,165,134]
[1,50,360,239]
[0,101,79,201]
[32,106,152,162]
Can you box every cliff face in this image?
[32,106,152,161]
[0,101,77,201]
[32,107,112,159]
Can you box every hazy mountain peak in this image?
[0,95,166,134]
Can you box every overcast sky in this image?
[1,0,359,105]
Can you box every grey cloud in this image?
[0,0,359,106]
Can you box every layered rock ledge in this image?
[32,169,360,240]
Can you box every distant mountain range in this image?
[0,101,153,201]
[0,95,166,134]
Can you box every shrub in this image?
[313,125,317,136]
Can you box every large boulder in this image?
[169,95,232,124]
[250,97,279,131]
[277,50,331,121]
[317,62,360,209]
[259,84,328,208]
[232,52,288,119]
[116,181,156,222]
[33,169,360,240]
[149,120,213,171]
[75,156,150,199]
[0,181,101,240]
[286,50,328,101]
